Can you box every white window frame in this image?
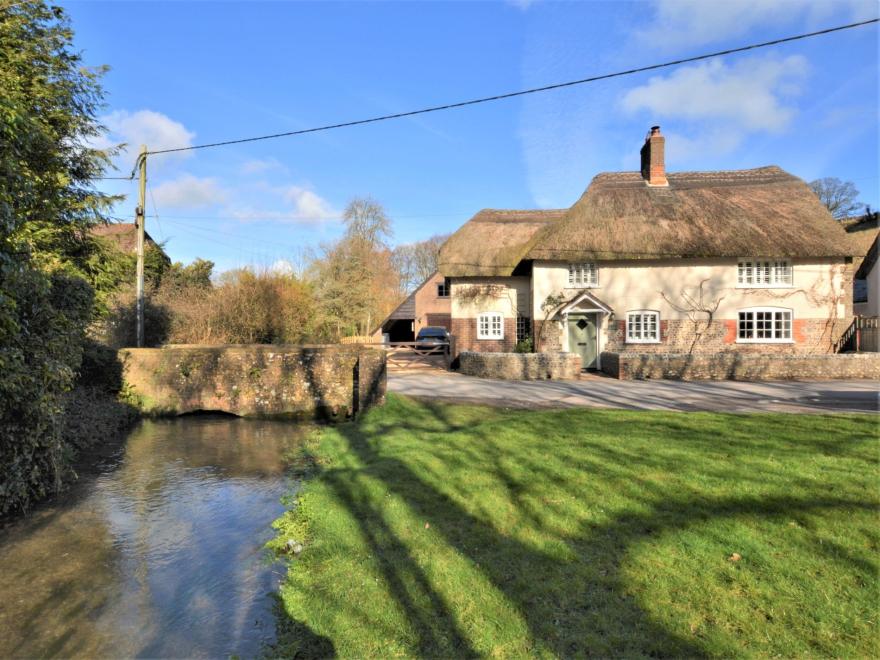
[736,307,794,343]
[477,312,504,340]
[568,262,599,288]
[737,258,792,288]
[626,310,661,344]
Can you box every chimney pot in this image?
[640,125,667,186]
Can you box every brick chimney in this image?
[640,125,668,186]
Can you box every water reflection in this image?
[0,416,309,658]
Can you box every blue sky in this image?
[66,0,879,273]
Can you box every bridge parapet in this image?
[119,344,386,419]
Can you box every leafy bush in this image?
[99,285,172,348]
[97,267,321,347]
[79,338,126,392]
[61,386,138,455]
[1,2,119,515]
[0,262,94,515]
[514,337,534,353]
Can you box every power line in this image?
[147,182,165,242]
[142,18,878,159]
[152,210,477,221]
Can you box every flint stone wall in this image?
[459,351,582,380]
[119,345,386,419]
[602,351,880,380]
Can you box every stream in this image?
[0,416,309,658]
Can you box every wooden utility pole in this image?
[135,145,147,347]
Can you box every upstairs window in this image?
[738,259,792,287]
[737,307,792,342]
[477,312,504,340]
[626,311,660,343]
[437,277,451,297]
[568,262,598,287]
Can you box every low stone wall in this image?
[119,345,386,418]
[459,351,582,380]
[602,351,880,380]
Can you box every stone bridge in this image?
[119,345,386,419]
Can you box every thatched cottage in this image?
[438,127,857,370]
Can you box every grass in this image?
[269,394,878,658]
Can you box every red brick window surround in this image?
[477,312,504,340]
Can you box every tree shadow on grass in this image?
[282,400,877,657]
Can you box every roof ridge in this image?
[476,208,568,214]
[591,165,789,180]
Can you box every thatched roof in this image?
[527,166,855,263]
[90,223,163,254]
[855,234,877,280]
[439,209,566,277]
[844,212,880,258]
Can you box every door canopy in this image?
[556,290,613,316]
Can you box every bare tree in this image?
[342,197,392,247]
[808,177,865,220]
[311,197,402,337]
[392,233,450,293]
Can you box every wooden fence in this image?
[338,338,453,371]
[835,316,879,353]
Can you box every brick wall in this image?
[451,317,517,355]
[604,318,850,355]
[459,351,582,380]
[119,345,386,419]
[602,351,880,380]
[425,313,451,330]
[534,319,563,352]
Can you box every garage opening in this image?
[383,318,414,342]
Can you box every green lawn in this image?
[269,394,878,658]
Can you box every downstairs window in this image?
[737,307,793,342]
[626,311,660,343]
[516,315,531,343]
[477,312,504,340]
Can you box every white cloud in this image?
[637,0,877,50]
[151,174,226,209]
[280,185,338,221]
[99,109,196,164]
[240,158,285,175]
[224,184,339,225]
[620,55,809,133]
[506,0,539,10]
[269,259,295,275]
[650,129,746,165]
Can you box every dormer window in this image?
[568,262,598,287]
[737,259,792,287]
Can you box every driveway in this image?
[389,372,880,414]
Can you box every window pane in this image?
[738,311,752,339]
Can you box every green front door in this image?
[568,314,598,369]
